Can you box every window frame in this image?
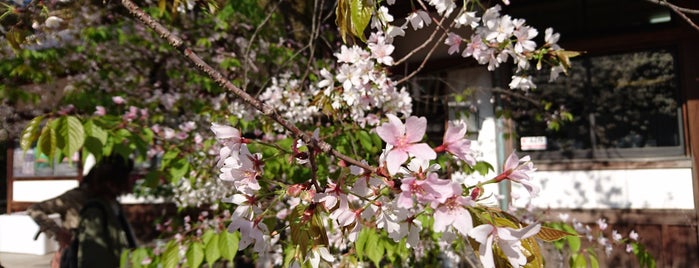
[511,47,686,161]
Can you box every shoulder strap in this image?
[80,200,114,250]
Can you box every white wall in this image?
[512,168,695,209]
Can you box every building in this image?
[394,0,699,266]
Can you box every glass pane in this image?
[510,48,682,158]
[512,62,591,153]
[588,50,680,149]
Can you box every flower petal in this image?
[404,116,427,142]
[385,149,409,175]
[406,143,437,161]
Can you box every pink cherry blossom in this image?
[432,184,475,236]
[228,217,269,253]
[496,151,539,197]
[218,144,263,195]
[444,32,462,55]
[629,230,639,241]
[112,96,126,105]
[396,172,454,209]
[329,198,358,227]
[436,120,476,165]
[94,106,106,116]
[375,114,436,175]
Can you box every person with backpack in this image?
[61,154,138,268]
[27,159,99,268]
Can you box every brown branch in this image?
[393,16,445,66]
[119,0,377,174]
[646,0,699,32]
[646,0,699,14]
[396,27,448,84]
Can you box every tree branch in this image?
[646,0,699,32]
[120,0,377,174]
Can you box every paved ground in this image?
[0,252,54,268]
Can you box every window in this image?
[507,48,684,159]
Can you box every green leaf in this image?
[56,116,85,158]
[84,119,107,160]
[219,231,239,261]
[120,250,130,268]
[588,249,599,268]
[162,240,180,268]
[37,122,57,163]
[168,157,190,183]
[571,253,587,268]
[204,233,221,266]
[20,115,44,152]
[365,230,384,267]
[354,227,371,261]
[357,130,375,153]
[561,224,581,253]
[349,0,372,42]
[130,247,150,268]
[186,241,204,268]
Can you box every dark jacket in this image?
[77,198,135,268]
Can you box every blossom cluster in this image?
[370,1,566,90]
[211,113,541,267]
[315,33,413,127]
[258,72,319,132]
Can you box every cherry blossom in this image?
[306,246,335,268]
[435,120,476,165]
[468,223,541,268]
[396,172,453,209]
[454,11,480,29]
[432,184,475,237]
[629,230,639,241]
[112,96,126,104]
[496,151,539,197]
[406,10,431,30]
[368,33,395,65]
[429,0,456,16]
[94,106,106,116]
[375,114,436,175]
[509,75,536,90]
[444,32,462,55]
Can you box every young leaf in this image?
[168,157,190,183]
[120,250,130,268]
[162,240,180,268]
[219,231,239,261]
[365,230,384,267]
[56,116,85,159]
[204,233,221,266]
[354,227,371,261]
[130,247,150,268]
[571,253,587,268]
[186,241,204,268]
[349,0,372,42]
[20,115,44,152]
[536,226,577,242]
[37,122,57,163]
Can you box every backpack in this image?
[60,201,110,268]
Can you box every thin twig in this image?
[646,0,699,14]
[120,0,377,174]
[396,27,448,84]
[645,0,699,32]
[243,0,283,90]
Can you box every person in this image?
[73,154,137,268]
[27,161,98,268]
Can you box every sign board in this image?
[520,136,547,151]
